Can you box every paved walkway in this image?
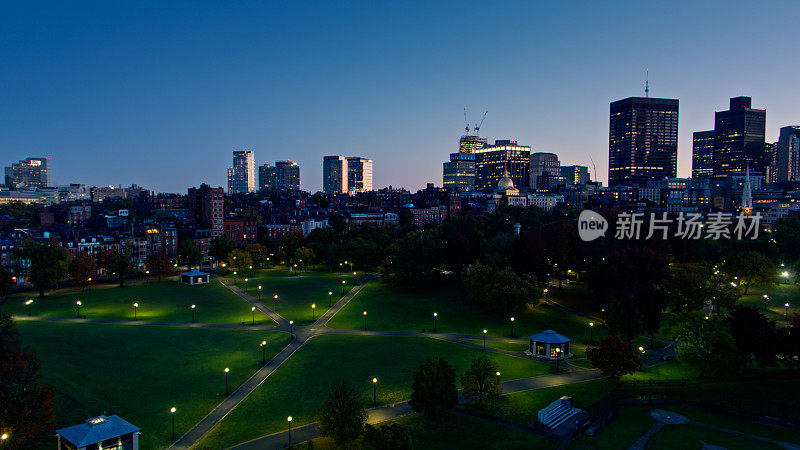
[13,315,280,330]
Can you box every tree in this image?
[105,248,135,287]
[363,423,413,450]
[542,220,577,288]
[316,382,367,445]
[13,238,71,298]
[460,356,502,403]
[724,251,775,294]
[227,249,253,272]
[279,232,300,263]
[294,247,316,270]
[209,235,237,266]
[0,350,55,446]
[409,357,458,418]
[464,262,540,316]
[585,336,641,377]
[244,243,267,268]
[382,230,442,288]
[0,313,20,358]
[674,312,742,378]
[68,252,97,290]
[729,306,777,367]
[146,251,172,280]
[178,240,202,269]
[0,267,13,298]
[661,263,711,312]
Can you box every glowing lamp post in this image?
[133,302,139,320]
[483,329,487,351]
[433,312,438,332]
[25,299,33,316]
[786,302,791,319]
[601,308,605,324]
[260,340,267,364]
[372,378,378,406]
[555,347,561,371]
[763,294,769,311]
[496,371,501,385]
[328,291,333,307]
[289,320,294,337]
[342,280,346,295]
[2,433,9,449]
[170,407,176,441]
[244,278,249,292]
[191,304,196,322]
[76,301,82,318]
[589,322,594,343]
[287,416,293,447]
[224,368,230,395]
[251,306,256,325]
[363,311,367,330]
[274,294,278,311]
[257,285,262,301]
[312,304,316,321]
[510,317,515,337]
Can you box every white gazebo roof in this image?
[181,269,209,277]
[529,330,570,344]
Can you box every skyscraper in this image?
[474,140,530,191]
[323,156,348,195]
[443,153,475,192]
[712,96,766,180]
[608,97,679,187]
[459,135,487,154]
[560,165,590,186]
[227,151,255,194]
[275,160,300,191]
[692,130,714,180]
[346,157,373,193]
[258,164,277,190]
[776,126,800,183]
[4,157,50,189]
[187,183,224,237]
[530,152,563,192]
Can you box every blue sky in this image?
[2,1,798,192]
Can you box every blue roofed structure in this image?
[56,415,140,449]
[527,330,571,359]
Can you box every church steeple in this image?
[741,163,753,216]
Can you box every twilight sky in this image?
[2,1,799,193]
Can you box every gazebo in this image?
[181,269,209,285]
[56,415,140,450]
[528,330,571,360]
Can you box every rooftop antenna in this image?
[463,107,471,135]
[644,69,649,98]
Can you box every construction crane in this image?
[463,107,471,135]
[474,111,488,136]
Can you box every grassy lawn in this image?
[571,406,655,449]
[464,378,616,427]
[17,321,291,449]
[227,271,355,325]
[463,339,529,352]
[646,423,782,450]
[738,283,800,326]
[327,281,615,347]
[2,279,272,325]
[197,334,549,448]
[662,405,800,445]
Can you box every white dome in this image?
[498,171,514,189]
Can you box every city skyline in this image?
[2,1,799,193]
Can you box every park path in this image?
[230,369,602,450]
[12,315,280,330]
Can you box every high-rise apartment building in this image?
[443,153,475,192]
[459,135,487,154]
[530,152,563,192]
[346,157,373,193]
[474,140,530,191]
[187,183,224,237]
[227,151,255,194]
[4,157,50,189]
[275,160,300,191]
[258,164,277,190]
[712,97,766,180]
[776,126,800,183]
[608,97,679,187]
[323,156,348,195]
[692,130,714,180]
[560,165,590,186]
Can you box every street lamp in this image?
[2,433,8,449]
[786,302,791,319]
[260,340,267,364]
[363,311,367,330]
[510,317,515,337]
[287,416,293,447]
[170,407,176,441]
[76,300,82,318]
[224,368,230,395]
[274,294,278,311]
[496,371,501,386]
[555,347,561,371]
[328,291,333,307]
[289,320,294,337]
[251,306,256,325]
[312,304,316,321]
[25,299,33,316]
[763,294,769,311]
[353,271,357,283]
[639,346,645,370]
[133,302,139,320]
[543,288,549,305]
[342,279,346,294]
[601,308,605,324]
[483,329,488,351]
[433,312,438,332]
[258,285,262,301]
[589,322,594,343]
[233,271,237,283]
[191,304,196,323]
[372,378,378,406]
[244,278,249,291]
